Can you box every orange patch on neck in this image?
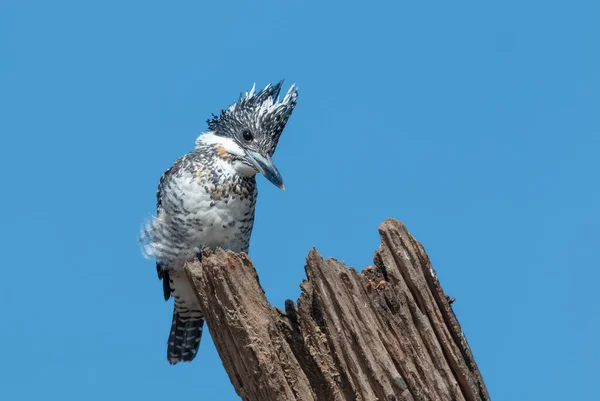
[216,145,231,161]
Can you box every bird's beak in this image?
[245,151,285,190]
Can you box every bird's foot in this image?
[375,279,387,289]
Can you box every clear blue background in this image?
[1,1,598,400]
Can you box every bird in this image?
[140,81,298,364]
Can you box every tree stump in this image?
[185,218,490,401]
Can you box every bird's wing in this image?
[156,156,185,301]
[157,156,184,212]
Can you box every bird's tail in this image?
[167,310,204,364]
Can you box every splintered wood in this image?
[185,219,490,401]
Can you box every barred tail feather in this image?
[167,310,204,364]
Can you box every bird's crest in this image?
[204,81,298,155]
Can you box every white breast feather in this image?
[164,168,252,265]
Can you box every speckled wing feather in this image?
[155,157,184,301]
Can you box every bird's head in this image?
[196,81,298,190]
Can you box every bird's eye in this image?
[242,130,253,141]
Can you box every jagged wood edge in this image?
[184,219,490,401]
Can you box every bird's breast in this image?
[166,171,256,253]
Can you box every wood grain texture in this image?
[185,218,490,401]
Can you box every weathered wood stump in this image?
[185,218,490,401]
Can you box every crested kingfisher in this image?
[140,81,298,364]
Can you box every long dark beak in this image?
[245,151,285,190]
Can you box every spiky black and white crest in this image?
[205,81,298,155]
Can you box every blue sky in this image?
[1,1,598,400]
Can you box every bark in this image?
[185,218,490,401]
